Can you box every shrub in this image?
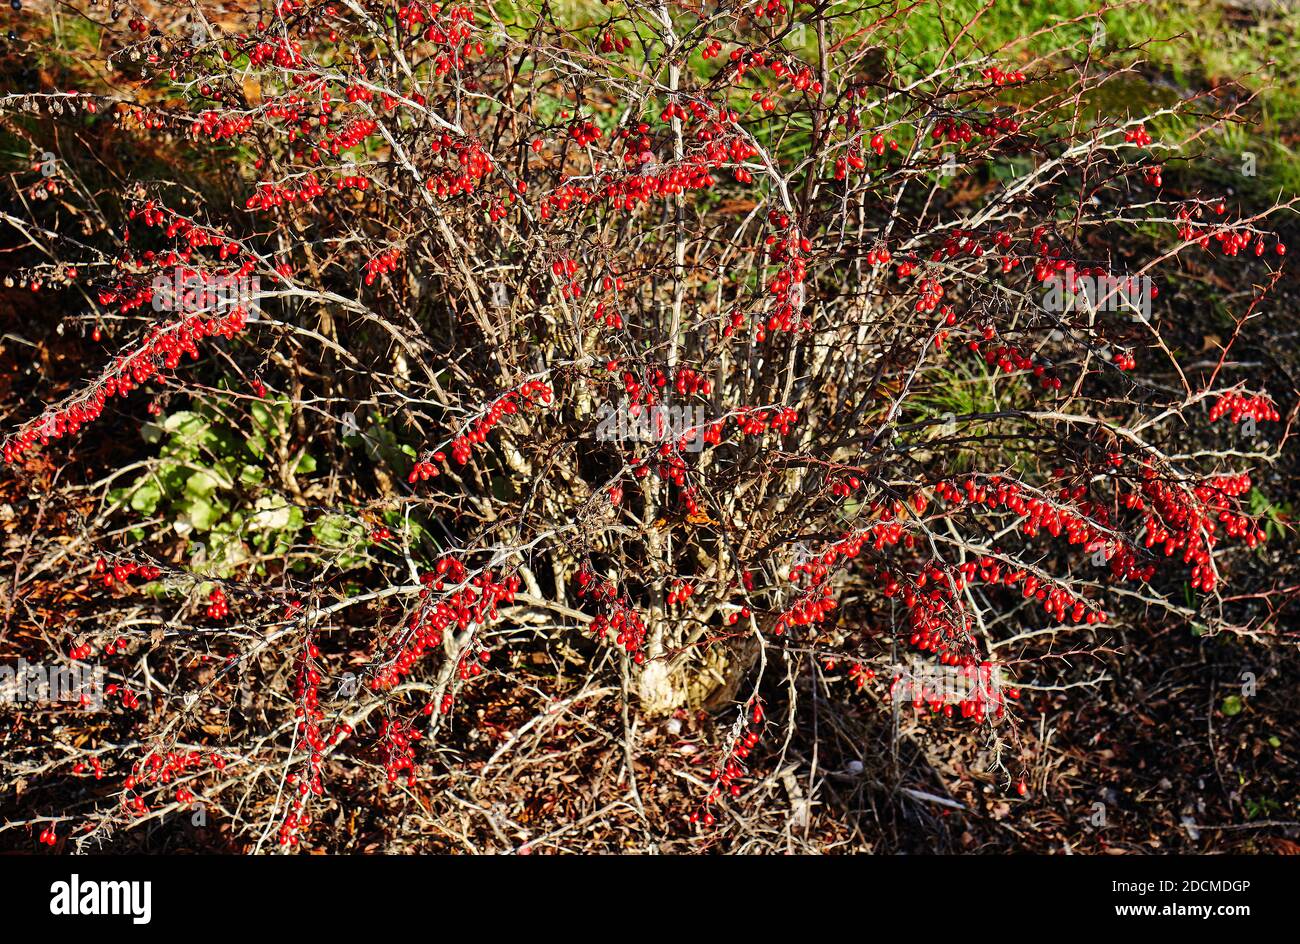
[0,0,1291,851]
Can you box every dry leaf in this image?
[243,75,263,106]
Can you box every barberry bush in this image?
[1,0,1296,851]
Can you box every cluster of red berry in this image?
[379,716,419,787]
[3,305,249,463]
[277,639,332,847]
[577,569,649,661]
[1174,205,1287,258]
[689,701,765,828]
[93,557,161,589]
[363,248,402,285]
[1136,465,1265,592]
[370,560,520,690]
[120,747,219,818]
[666,580,695,606]
[423,135,495,200]
[406,380,553,483]
[967,330,1062,390]
[981,65,1027,85]
[1209,390,1280,425]
[71,756,106,779]
[206,587,229,620]
[245,174,327,211]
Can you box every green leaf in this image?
[239,464,266,486]
[163,410,202,433]
[250,401,274,433]
[246,433,267,458]
[185,469,221,498]
[294,451,318,474]
[312,514,363,563]
[312,514,352,547]
[250,495,293,531]
[1221,695,1244,717]
[251,397,292,434]
[160,462,187,493]
[129,479,163,515]
[161,438,201,463]
[186,497,219,531]
[208,530,250,574]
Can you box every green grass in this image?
[886,0,1300,196]
[906,358,1031,474]
[510,1,1300,199]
